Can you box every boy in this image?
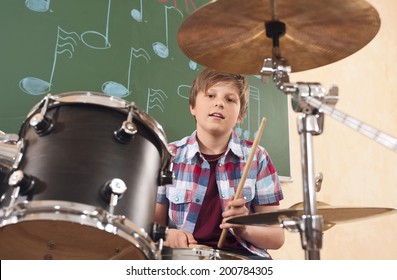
[155,68,284,259]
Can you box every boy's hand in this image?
[164,229,198,248]
[220,196,248,235]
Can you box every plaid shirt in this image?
[157,130,283,257]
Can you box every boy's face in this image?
[190,81,241,137]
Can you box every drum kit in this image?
[1,0,397,260]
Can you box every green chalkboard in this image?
[0,0,291,179]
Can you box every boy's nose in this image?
[215,99,225,107]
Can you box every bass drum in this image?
[0,92,173,260]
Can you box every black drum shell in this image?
[15,102,162,234]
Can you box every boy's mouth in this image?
[209,113,225,119]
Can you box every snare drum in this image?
[0,91,173,260]
[161,247,249,260]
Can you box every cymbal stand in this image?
[262,55,397,260]
[262,10,327,258]
[263,57,333,259]
[261,2,397,257]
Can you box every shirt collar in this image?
[186,130,245,160]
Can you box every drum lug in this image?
[158,170,174,185]
[158,157,174,185]
[114,120,137,143]
[101,178,127,214]
[29,95,53,136]
[7,170,35,206]
[209,250,221,260]
[114,105,137,143]
[8,170,35,194]
[29,113,54,136]
[151,222,167,243]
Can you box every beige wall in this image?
[269,0,397,260]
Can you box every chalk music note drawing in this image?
[146,88,168,113]
[159,0,198,13]
[236,86,261,140]
[102,47,151,97]
[189,60,198,70]
[131,0,144,22]
[81,0,112,49]
[177,84,190,100]
[25,0,51,12]
[152,6,183,58]
[19,26,79,95]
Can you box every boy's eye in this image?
[227,96,239,103]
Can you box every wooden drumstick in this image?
[217,117,267,249]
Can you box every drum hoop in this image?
[162,247,250,260]
[194,248,249,259]
[0,200,161,259]
[26,91,173,166]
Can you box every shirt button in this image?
[221,194,225,198]
[195,198,200,203]
[175,197,179,202]
[218,163,222,167]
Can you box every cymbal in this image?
[227,203,397,230]
[177,0,381,74]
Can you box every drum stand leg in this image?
[296,113,324,260]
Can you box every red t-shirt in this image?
[193,153,248,254]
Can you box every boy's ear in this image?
[190,104,195,116]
